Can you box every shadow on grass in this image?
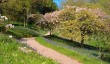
[44,35,99,51]
[103,57,110,63]
[44,35,110,63]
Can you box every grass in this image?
[44,35,110,63]
[7,26,39,39]
[0,34,58,64]
[85,38,110,50]
[28,25,48,36]
[36,36,108,64]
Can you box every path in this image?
[20,37,81,64]
[44,31,51,36]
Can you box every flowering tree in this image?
[41,11,61,35]
[58,6,109,46]
[57,6,110,59]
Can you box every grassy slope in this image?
[7,26,39,38]
[47,35,110,60]
[36,36,108,64]
[0,34,58,64]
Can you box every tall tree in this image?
[31,0,58,14]
[85,0,110,15]
[0,0,31,21]
[40,11,60,35]
[58,6,109,47]
[98,0,110,15]
[0,0,58,21]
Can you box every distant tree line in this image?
[63,0,110,15]
[0,0,58,21]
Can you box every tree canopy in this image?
[31,0,58,14]
[63,0,110,15]
[57,6,110,46]
[0,0,58,21]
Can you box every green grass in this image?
[85,38,110,48]
[36,36,108,64]
[7,26,39,38]
[0,34,58,64]
[28,25,48,36]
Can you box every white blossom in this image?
[9,35,13,38]
[6,24,14,28]
[0,15,8,21]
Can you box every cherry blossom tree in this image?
[41,11,61,35]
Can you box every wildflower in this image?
[0,15,8,21]
[9,35,13,38]
[5,24,14,28]
[23,47,26,48]
[19,47,32,53]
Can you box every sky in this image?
[53,0,92,8]
[53,0,64,8]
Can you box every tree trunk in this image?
[26,9,28,26]
[100,53,104,60]
[24,17,26,27]
[81,33,84,47]
[70,36,73,41]
[50,30,52,35]
[26,16,28,26]
[99,48,104,60]
[23,8,28,27]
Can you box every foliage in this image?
[87,0,110,15]
[0,0,58,21]
[98,0,110,15]
[0,0,9,3]
[0,20,24,33]
[58,6,109,45]
[31,0,58,14]
[38,11,60,35]
[0,0,31,21]
[28,13,43,24]
[53,6,110,59]
[63,0,88,7]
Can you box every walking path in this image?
[20,37,81,64]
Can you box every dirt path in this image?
[20,38,81,64]
[44,31,51,36]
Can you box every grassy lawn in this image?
[0,34,58,64]
[7,26,39,38]
[36,36,108,64]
